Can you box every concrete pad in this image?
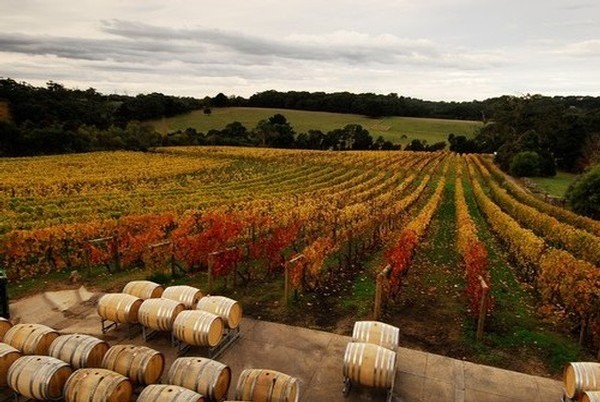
[44,288,82,311]
[7,290,564,402]
[534,376,564,402]
[394,372,425,401]
[424,353,456,382]
[396,347,428,377]
[463,361,539,401]
[421,377,455,401]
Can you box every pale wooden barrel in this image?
[582,391,600,402]
[196,296,242,329]
[163,286,204,309]
[97,293,143,324]
[138,384,206,402]
[172,310,224,347]
[0,343,21,387]
[0,317,12,342]
[2,323,59,355]
[235,369,299,402]
[167,357,231,401]
[102,344,165,385]
[123,280,164,299]
[352,321,399,351]
[139,298,186,332]
[7,355,72,400]
[343,342,396,388]
[64,368,133,402]
[564,362,600,399]
[49,334,109,369]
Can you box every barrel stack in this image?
[0,342,20,387]
[48,333,109,369]
[102,344,165,386]
[235,369,299,402]
[163,285,204,309]
[563,362,600,401]
[138,298,185,342]
[7,355,73,400]
[2,323,59,355]
[63,368,133,402]
[97,293,143,335]
[167,357,231,402]
[0,317,12,342]
[123,280,164,300]
[342,320,400,400]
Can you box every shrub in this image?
[565,165,600,219]
[509,151,541,177]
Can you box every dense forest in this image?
[1,79,599,175]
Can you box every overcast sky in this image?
[1,0,599,101]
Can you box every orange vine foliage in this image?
[455,159,493,316]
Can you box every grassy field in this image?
[529,171,578,197]
[149,107,483,146]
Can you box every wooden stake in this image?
[374,273,383,320]
[476,276,489,341]
[284,261,290,305]
[111,232,121,272]
[284,254,305,306]
[207,254,214,293]
[373,264,391,320]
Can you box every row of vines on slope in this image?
[0,150,443,285]
[466,156,599,347]
[476,155,600,237]
[384,158,449,296]
[471,156,600,265]
[455,158,493,317]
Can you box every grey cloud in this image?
[0,20,505,71]
[100,19,438,65]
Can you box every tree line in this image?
[165,114,399,151]
[1,79,599,175]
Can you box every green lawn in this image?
[529,171,578,197]
[149,107,482,146]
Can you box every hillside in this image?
[149,107,482,146]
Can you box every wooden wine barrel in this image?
[172,310,224,347]
[137,384,206,402]
[63,368,133,402]
[343,342,396,388]
[352,321,399,351]
[2,323,59,355]
[564,362,600,399]
[582,391,600,402]
[196,296,242,329]
[235,369,299,402]
[0,343,21,387]
[102,344,164,385]
[0,317,12,342]
[123,280,164,299]
[167,357,231,401]
[49,334,109,369]
[139,298,185,332]
[163,286,204,309]
[97,293,143,324]
[7,355,72,400]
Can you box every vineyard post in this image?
[284,254,304,306]
[207,254,214,293]
[476,275,490,341]
[111,231,121,272]
[84,245,91,273]
[579,318,586,346]
[374,264,391,320]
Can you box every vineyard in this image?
[0,147,598,376]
